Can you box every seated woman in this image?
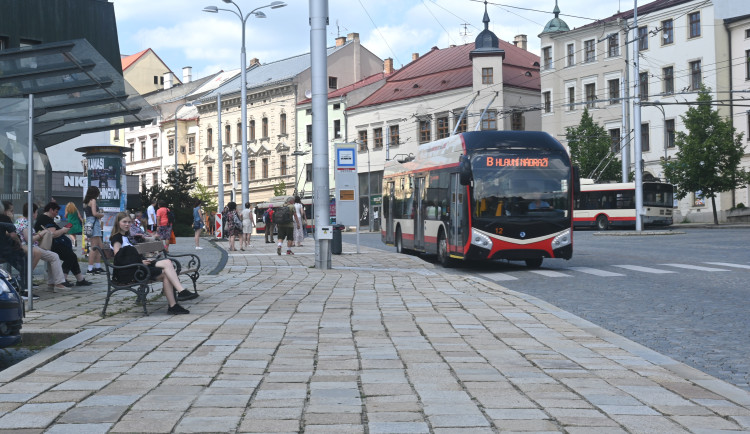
[109,212,198,315]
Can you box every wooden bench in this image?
[94,242,201,317]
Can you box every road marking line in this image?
[479,273,518,281]
[704,262,750,270]
[528,270,572,277]
[614,265,676,274]
[661,263,730,272]
[568,267,625,277]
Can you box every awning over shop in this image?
[0,38,157,150]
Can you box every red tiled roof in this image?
[120,48,150,71]
[297,70,393,105]
[348,40,540,111]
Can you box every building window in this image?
[280,155,287,176]
[207,128,213,149]
[436,116,449,139]
[641,123,650,151]
[236,122,242,143]
[237,166,241,184]
[662,19,673,45]
[453,110,467,133]
[747,50,750,80]
[373,127,384,148]
[358,130,368,150]
[607,34,619,57]
[249,120,256,141]
[152,172,158,186]
[419,120,431,144]
[639,72,649,101]
[689,12,701,38]
[609,128,621,153]
[225,125,231,145]
[481,110,497,131]
[306,124,313,143]
[262,158,268,178]
[389,124,400,146]
[482,67,493,84]
[207,167,213,185]
[663,67,674,94]
[328,76,338,89]
[608,79,620,104]
[250,160,256,180]
[690,60,702,90]
[153,76,158,85]
[333,119,341,138]
[114,129,120,141]
[568,87,575,111]
[567,43,575,66]
[666,119,675,148]
[280,113,287,135]
[168,139,174,156]
[130,143,135,161]
[152,138,158,157]
[585,83,596,108]
[584,39,595,63]
[333,103,341,110]
[638,26,648,51]
[262,117,268,138]
[141,141,146,160]
[542,47,552,70]
[543,91,551,113]
[188,136,195,154]
[225,164,231,183]
[511,112,524,131]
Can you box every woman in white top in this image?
[240,202,255,250]
[293,196,306,247]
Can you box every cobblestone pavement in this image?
[3,237,750,432]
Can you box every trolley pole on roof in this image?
[311,0,331,269]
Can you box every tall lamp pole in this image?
[203,0,287,206]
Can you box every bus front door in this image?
[414,177,425,250]
[450,173,463,255]
[385,181,394,244]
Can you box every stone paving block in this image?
[57,405,129,423]
[29,390,91,403]
[609,415,689,433]
[485,408,549,420]
[237,418,300,432]
[174,415,241,433]
[304,412,363,425]
[0,410,60,428]
[428,414,492,428]
[304,424,365,433]
[45,423,113,434]
[670,415,744,430]
[131,394,194,411]
[368,422,430,433]
[192,392,251,408]
[110,410,182,433]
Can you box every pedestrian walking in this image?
[64,202,83,247]
[83,186,105,275]
[193,200,204,250]
[240,202,255,250]
[225,202,242,251]
[147,199,157,232]
[155,200,173,252]
[274,197,299,256]
[263,205,275,243]
[293,196,306,247]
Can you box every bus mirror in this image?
[572,165,581,196]
[459,156,472,185]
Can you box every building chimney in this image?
[249,58,260,67]
[163,72,173,90]
[412,53,419,62]
[384,58,394,74]
[336,36,346,46]
[347,32,359,42]
[513,34,528,51]
[182,66,192,84]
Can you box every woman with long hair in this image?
[65,202,83,247]
[83,186,105,274]
[240,202,255,250]
[293,196,306,247]
[225,202,242,251]
[109,212,197,315]
[193,199,204,250]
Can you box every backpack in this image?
[167,209,175,225]
[273,205,293,224]
[263,209,271,224]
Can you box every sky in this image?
[113,0,633,80]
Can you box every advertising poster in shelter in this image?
[84,155,126,241]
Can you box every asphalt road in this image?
[343,228,750,392]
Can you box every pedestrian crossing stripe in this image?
[612,265,676,274]
[529,270,572,278]
[568,267,625,277]
[704,262,750,270]
[660,263,729,272]
[479,273,518,281]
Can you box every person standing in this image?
[34,202,92,287]
[155,200,172,252]
[84,186,105,275]
[240,202,255,250]
[224,202,242,251]
[65,202,83,247]
[147,199,157,232]
[275,197,299,256]
[293,196,306,247]
[208,211,215,236]
[193,200,204,250]
[264,205,275,243]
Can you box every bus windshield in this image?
[643,183,674,207]
[471,151,570,220]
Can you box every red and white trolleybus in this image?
[381,131,579,268]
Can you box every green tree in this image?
[662,86,749,225]
[192,182,217,214]
[565,107,621,182]
[139,183,164,212]
[162,163,199,235]
[273,180,288,197]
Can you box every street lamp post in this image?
[203,0,287,206]
[174,101,193,173]
[643,101,668,170]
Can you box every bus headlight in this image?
[470,228,492,249]
[551,229,571,248]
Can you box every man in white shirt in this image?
[147,199,157,232]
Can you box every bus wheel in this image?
[395,229,405,254]
[437,232,453,268]
[525,258,543,268]
[596,215,609,231]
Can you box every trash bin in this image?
[331,224,345,255]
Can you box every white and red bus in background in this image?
[573,179,674,230]
[255,196,314,234]
[381,131,580,268]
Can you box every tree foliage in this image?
[273,180,288,197]
[161,163,199,235]
[192,182,217,213]
[565,107,621,182]
[662,86,750,224]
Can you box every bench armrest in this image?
[162,252,201,272]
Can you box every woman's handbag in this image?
[169,230,176,245]
[38,230,53,250]
[84,214,94,237]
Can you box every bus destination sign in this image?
[483,157,549,168]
